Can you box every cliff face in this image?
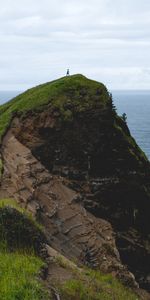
[0,74,150,295]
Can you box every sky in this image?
[0,0,150,90]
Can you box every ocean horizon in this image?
[0,90,150,160]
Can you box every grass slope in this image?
[54,256,138,300]
[0,198,43,231]
[59,277,138,300]
[0,74,108,141]
[0,199,50,300]
[0,252,49,300]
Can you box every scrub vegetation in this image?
[56,266,138,300]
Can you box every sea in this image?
[0,90,150,160]
[112,90,150,160]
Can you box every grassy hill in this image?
[0,74,108,141]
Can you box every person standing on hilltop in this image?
[66,69,70,76]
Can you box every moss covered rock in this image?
[0,204,46,253]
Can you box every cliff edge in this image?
[0,74,150,298]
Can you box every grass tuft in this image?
[0,251,50,300]
[58,268,139,300]
[0,198,43,231]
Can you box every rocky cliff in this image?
[0,74,150,298]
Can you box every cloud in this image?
[0,0,150,90]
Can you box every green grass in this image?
[0,251,50,300]
[0,198,45,256]
[59,269,138,300]
[0,199,50,299]
[0,74,108,141]
[0,198,43,232]
[0,198,24,212]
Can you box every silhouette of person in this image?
[66,69,70,76]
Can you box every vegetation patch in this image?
[0,199,45,253]
[0,198,43,231]
[0,74,108,141]
[0,251,50,300]
[0,199,50,299]
[58,269,138,300]
[0,198,24,212]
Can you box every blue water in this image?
[0,90,150,160]
[113,90,150,160]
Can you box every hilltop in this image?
[0,74,150,299]
[0,74,108,141]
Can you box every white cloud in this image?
[0,0,150,90]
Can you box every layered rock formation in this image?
[0,74,150,297]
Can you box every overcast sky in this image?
[0,0,150,90]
